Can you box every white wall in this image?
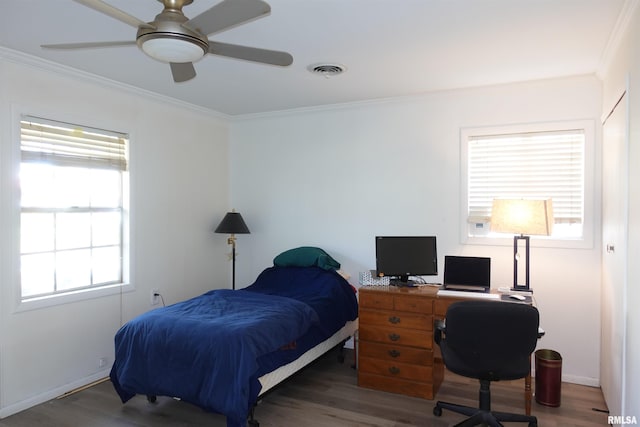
[0,54,232,416]
[230,75,603,386]
[600,0,640,416]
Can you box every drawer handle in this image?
[388,333,400,342]
[388,316,401,324]
[389,366,400,375]
[388,349,401,358]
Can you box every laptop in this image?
[443,255,491,292]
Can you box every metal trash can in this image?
[535,349,562,407]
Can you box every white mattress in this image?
[258,319,358,395]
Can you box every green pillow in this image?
[273,247,341,270]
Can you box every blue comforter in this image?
[110,267,358,427]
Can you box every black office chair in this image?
[433,300,539,427]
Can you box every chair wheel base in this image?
[434,399,537,426]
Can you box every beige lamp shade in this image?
[490,199,554,236]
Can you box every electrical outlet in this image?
[98,357,108,368]
[151,288,160,306]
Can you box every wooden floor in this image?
[0,349,609,427]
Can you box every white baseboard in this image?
[561,374,600,387]
[531,366,600,388]
[0,369,110,419]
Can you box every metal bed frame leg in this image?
[247,404,259,427]
[243,336,354,426]
[337,340,346,363]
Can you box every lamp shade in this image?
[490,199,554,236]
[214,212,250,234]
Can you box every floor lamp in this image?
[214,210,250,290]
[490,199,553,293]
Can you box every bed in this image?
[109,247,359,427]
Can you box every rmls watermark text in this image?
[608,415,638,425]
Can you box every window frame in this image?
[460,120,595,249]
[10,108,133,312]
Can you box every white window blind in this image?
[467,129,585,226]
[21,116,127,171]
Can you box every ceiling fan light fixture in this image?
[54,0,292,83]
[140,36,206,63]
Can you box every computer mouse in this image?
[509,294,526,301]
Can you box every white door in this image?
[601,92,628,415]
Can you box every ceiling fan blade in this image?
[184,0,270,36]
[208,41,293,66]
[170,62,197,83]
[42,41,136,50]
[73,0,154,29]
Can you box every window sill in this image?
[463,235,594,250]
[15,283,134,313]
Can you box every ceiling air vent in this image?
[308,63,346,78]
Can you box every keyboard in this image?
[437,289,500,300]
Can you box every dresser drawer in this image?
[394,295,433,314]
[360,291,433,314]
[360,292,394,310]
[359,341,433,366]
[435,298,457,316]
[359,356,433,381]
[359,324,432,349]
[359,309,433,331]
[358,372,436,399]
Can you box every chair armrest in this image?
[434,319,446,344]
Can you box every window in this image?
[20,116,129,301]
[462,121,594,246]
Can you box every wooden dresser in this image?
[357,285,444,399]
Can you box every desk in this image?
[357,286,535,415]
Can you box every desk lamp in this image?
[214,210,250,290]
[490,199,553,293]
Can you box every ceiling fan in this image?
[41,0,293,83]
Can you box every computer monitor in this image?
[443,255,491,292]
[375,236,438,284]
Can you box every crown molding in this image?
[597,0,640,79]
[0,46,230,121]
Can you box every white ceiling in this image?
[0,0,628,116]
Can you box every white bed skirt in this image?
[258,319,358,395]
